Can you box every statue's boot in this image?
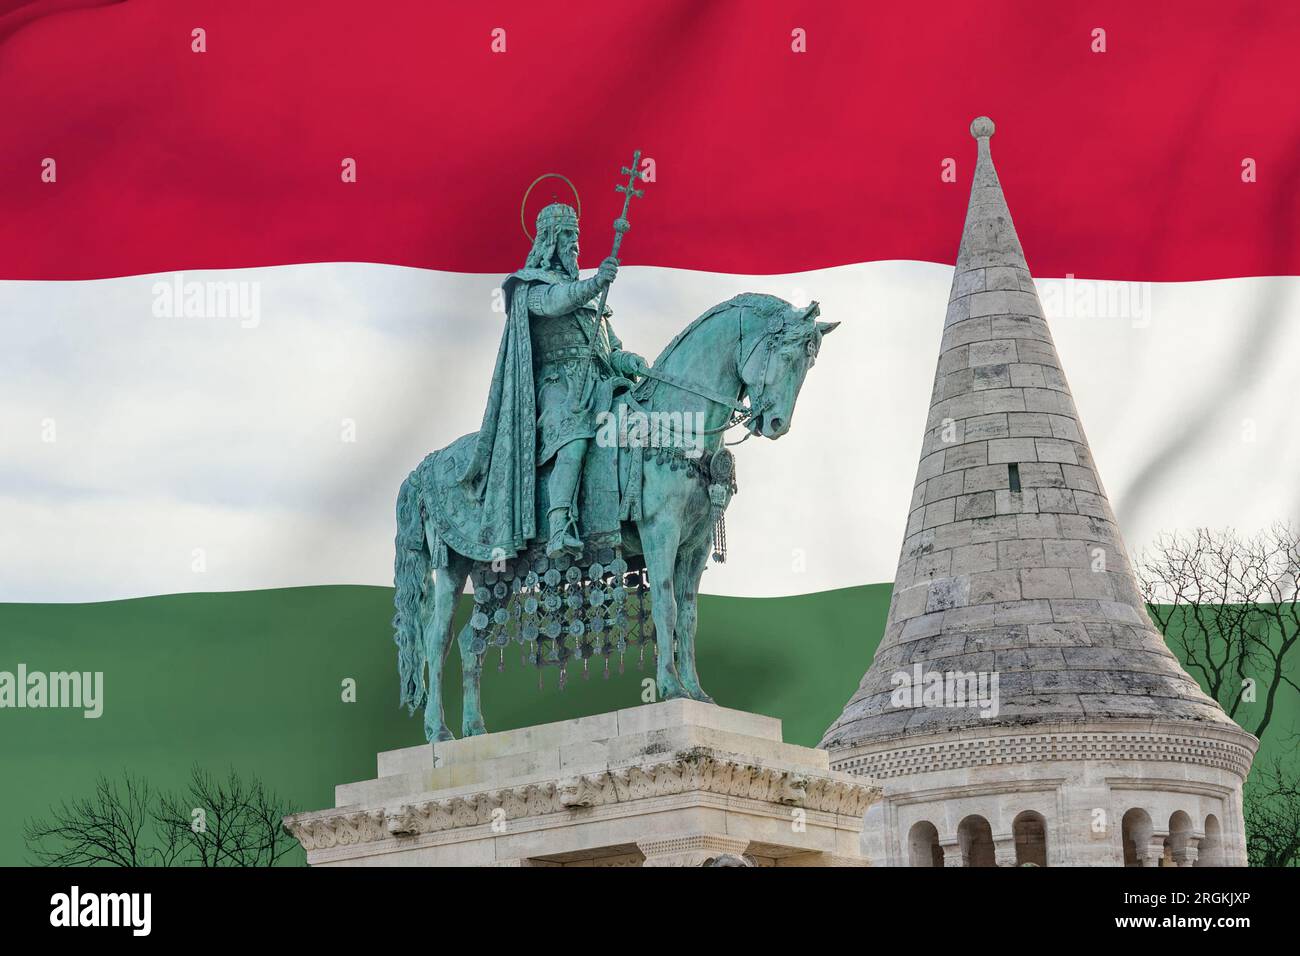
[546,507,583,558]
[545,447,585,557]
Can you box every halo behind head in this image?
[521,173,581,242]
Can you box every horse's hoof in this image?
[425,723,456,743]
[657,674,688,700]
[680,681,715,704]
[462,721,487,738]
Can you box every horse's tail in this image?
[392,471,430,714]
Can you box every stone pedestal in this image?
[284,700,879,867]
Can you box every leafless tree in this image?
[1139,524,1300,866]
[1138,523,1299,740]
[25,767,297,867]
[24,774,183,867]
[155,766,299,867]
[1243,756,1300,868]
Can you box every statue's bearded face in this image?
[555,226,579,277]
[525,219,581,277]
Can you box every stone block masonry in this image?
[820,118,1257,867]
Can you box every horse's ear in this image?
[816,320,840,336]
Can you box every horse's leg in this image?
[673,540,714,704]
[457,620,488,737]
[423,557,467,742]
[639,514,687,700]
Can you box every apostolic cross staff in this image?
[458,158,650,559]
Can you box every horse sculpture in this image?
[393,293,836,741]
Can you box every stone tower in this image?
[821,117,1257,867]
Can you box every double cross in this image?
[602,150,645,303]
[571,151,648,410]
[611,150,645,247]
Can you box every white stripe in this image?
[2,264,1297,602]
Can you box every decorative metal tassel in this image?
[712,514,727,563]
[463,544,670,702]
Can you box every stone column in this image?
[940,839,964,867]
[1146,835,1170,867]
[994,837,1018,867]
[1173,838,1201,868]
[637,835,750,867]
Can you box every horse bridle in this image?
[633,306,782,440]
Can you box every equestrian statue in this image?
[393,153,838,741]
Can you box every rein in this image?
[634,367,748,413]
[634,306,775,439]
[622,301,787,565]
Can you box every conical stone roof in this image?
[822,117,1234,751]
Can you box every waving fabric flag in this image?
[1,0,1297,866]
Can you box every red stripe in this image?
[1,0,1296,280]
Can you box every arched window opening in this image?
[1121,808,1153,867]
[1013,811,1048,866]
[1168,810,1193,867]
[1197,814,1222,867]
[958,815,995,867]
[907,821,944,867]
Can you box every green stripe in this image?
[0,584,887,866]
[2,586,1292,866]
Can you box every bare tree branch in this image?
[23,774,174,867]
[1139,524,1300,740]
[26,767,298,867]
[1244,755,1300,868]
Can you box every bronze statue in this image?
[393,154,837,740]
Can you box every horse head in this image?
[741,299,838,439]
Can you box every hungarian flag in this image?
[1,0,1297,866]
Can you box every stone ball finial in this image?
[970,116,995,139]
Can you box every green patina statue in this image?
[470,197,648,561]
[393,154,837,741]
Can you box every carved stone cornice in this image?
[829,721,1259,781]
[283,809,387,851]
[283,750,877,852]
